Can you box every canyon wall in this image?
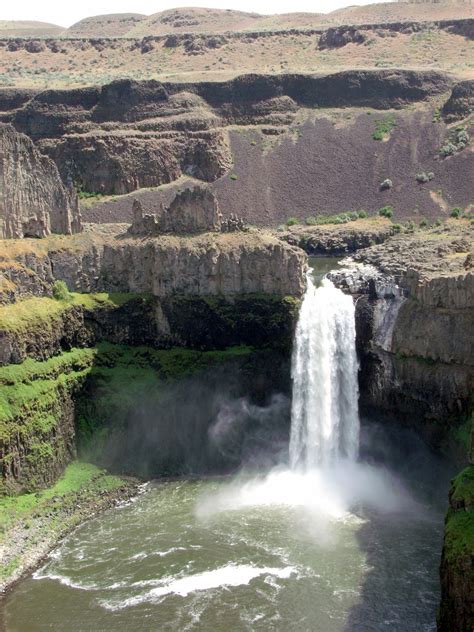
[0,227,304,493]
[331,229,472,453]
[1,71,471,224]
[0,124,81,238]
[438,464,474,632]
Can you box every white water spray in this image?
[289,272,360,470]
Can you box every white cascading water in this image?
[289,271,360,470]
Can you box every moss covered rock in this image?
[439,465,474,632]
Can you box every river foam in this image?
[101,564,296,611]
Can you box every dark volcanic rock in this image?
[129,187,223,235]
[442,81,474,123]
[318,27,367,49]
[334,225,474,453]
[0,124,81,238]
[0,70,458,211]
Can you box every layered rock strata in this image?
[329,223,473,449]
[0,70,453,199]
[0,124,82,238]
[0,223,305,494]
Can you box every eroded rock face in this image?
[0,225,306,303]
[318,27,367,49]
[129,187,223,235]
[442,80,474,122]
[329,226,473,452]
[1,70,453,198]
[0,124,81,238]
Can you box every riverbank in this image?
[0,462,142,595]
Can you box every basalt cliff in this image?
[0,2,473,626]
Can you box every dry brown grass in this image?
[0,26,472,89]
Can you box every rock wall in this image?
[438,465,474,632]
[329,228,473,453]
[442,80,474,123]
[0,227,305,303]
[0,226,304,492]
[0,291,298,492]
[0,348,94,494]
[0,70,455,202]
[0,124,81,239]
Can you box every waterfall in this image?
[289,272,360,470]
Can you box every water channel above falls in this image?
[3,258,452,631]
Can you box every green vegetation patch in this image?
[301,211,367,226]
[451,465,474,510]
[372,115,397,141]
[0,291,151,334]
[0,462,123,531]
[444,466,474,569]
[0,348,97,426]
[0,461,132,585]
[0,348,97,494]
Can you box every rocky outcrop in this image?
[0,224,306,304]
[330,224,473,452]
[318,27,367,49]
[281,220,395,255]
[442,80,474,122]
[0,348,93,494]
[40,130,232,196]
[129,187,223,235]
[0,124,81,238]
[0,70,453,199]
[438,465,474,632]
[317,18,474,50]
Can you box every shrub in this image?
[419,218,429,228]
[357,210,368,218]
[404,220,415,232]
[455,127,470,149]
[229,173,238,181]
[451,208,462,218]
[440,127,470,158]
[276,224,286,232]
[286,217,299,226]
[416,172,434,183]
[378,205,393,219]
[392,223,402,232]
[347,211,359,221]
[373,116,397,141]
[305,216,317,226]
[440,142,457,158]
[52,280,71,302]
[380,178,393,191]
[435,218,442,227]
